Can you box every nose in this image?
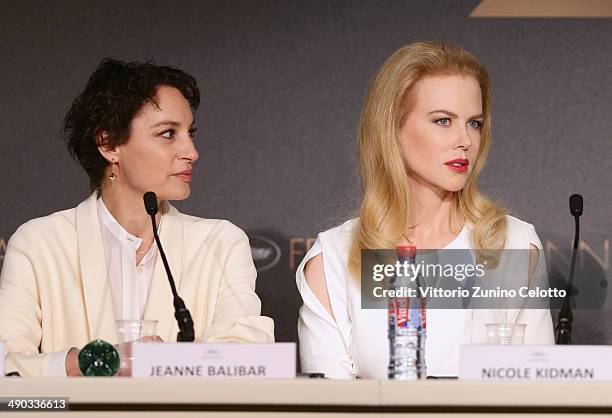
[180,134,199,163]
[454,125,473,151]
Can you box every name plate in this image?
[0,341,4,377]
[132,342,296,379]
[460,345,612,381]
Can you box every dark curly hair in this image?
[62,58,200,191]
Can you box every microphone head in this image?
[143,192,159,215]
[569,194,583,217]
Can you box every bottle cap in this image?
[397,244,416,259]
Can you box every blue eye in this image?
[435,118,451,126]
[468,120,483,129]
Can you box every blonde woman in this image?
[296,41,554,379]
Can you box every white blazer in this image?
[0,193,274,377]
[296,216,554,379]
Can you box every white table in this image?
[1,378,611,417]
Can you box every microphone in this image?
[555,194,583,345]
[569,194,583,217]
[143,192,195,342]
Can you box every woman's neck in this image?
[99,185,161,240]
[404,176,463,248]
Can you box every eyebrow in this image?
[427,110,483,120]
[149,120,196,129]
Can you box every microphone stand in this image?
[144,192,195,342]
[555,195,582,345]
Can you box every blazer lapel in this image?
[143,201,183,342]
[76,193,117,343]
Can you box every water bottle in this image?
[388,244,427,380]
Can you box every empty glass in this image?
[115,320,158,376]
[485,323,526,345]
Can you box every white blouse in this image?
[296,216,555,379]
[97,197,158,321]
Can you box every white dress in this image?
[296,215,555,379]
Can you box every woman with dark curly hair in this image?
[0,59,274,377]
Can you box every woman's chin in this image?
[157,187,191,201]
[441,180,469,193]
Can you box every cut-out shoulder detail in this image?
[295,235,356,379]
[304,254,335,320]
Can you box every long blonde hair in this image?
[348,40,507,280]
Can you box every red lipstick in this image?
[445,159,469,173]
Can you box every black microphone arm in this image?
[555,194,583,345]
[143,192,195,342]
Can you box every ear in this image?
[96,131,120,163]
